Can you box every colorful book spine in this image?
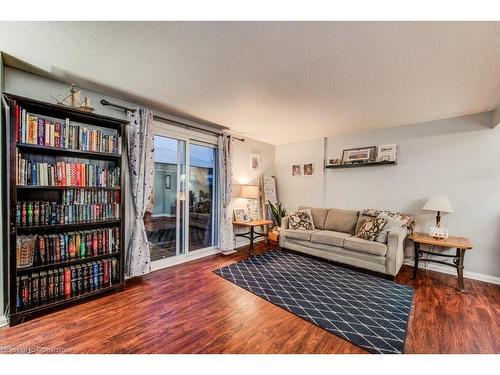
[15,257,119,310]
[15,106,121,154]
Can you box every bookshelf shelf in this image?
[17,252,122,273]
[17,185,121,190]
[9,284,123,325]
[3,93,127,326]
[17,220,121,234]
[17,143,122,161]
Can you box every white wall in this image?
[275,138,325,212]
[276,112,500,280]
[231,137,276,248]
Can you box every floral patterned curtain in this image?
[126,108,154,277]
[218,132,235,253]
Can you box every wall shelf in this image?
[325,160,397,169]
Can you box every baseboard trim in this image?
[403,259,500,285]
[0,315,8,327]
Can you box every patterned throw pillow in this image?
[356,218,387,241]
[375,213,406,243]
[289,209,315,230]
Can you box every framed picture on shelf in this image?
[303,162,314,176]
[377,144,397,162]
[328,158,341,166]
[234,208,250,222]
[291,164,302,177]
[342,146,377,164]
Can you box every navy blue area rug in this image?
[214,250,414,354]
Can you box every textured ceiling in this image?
[1,22,500,145]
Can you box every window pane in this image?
[189,143,217,251]
[145,136,186,260]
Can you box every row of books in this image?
[16,258,119,311]
[17,227,120,268]
[62,189,120,205]
[14,104,121,154]
[16,155,120,187]
[16,201,120,227]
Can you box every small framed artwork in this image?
[328,158,341,166]
[165,175,171,189]
[342,146,377,164]
[377,144,397,162]
[234,208,250,222]
[291,164,302,177]
[303,162,314,176]
[250,152,261,172]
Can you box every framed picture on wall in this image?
[303,162,314,176]
[342,146,377,163]
[291,164,302,177]
[250,152,261,172]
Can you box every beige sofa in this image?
[279,206,407,276]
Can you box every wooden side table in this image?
[408,232,473,292]
[233,220,274,256]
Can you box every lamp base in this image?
[435,211,441,227]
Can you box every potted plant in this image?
[268,201,287,233]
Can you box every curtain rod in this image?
[100,99,136,113]
[100,98,244,142]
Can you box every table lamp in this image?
[240,185,259,220]
[422,195,455,227]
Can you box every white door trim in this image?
[151,246,221,272]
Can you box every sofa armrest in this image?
[385,228,407,276]
[279,216,289,247]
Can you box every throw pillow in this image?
[356,218,387,241]
[375,213,406,243]
[289,209,315,230]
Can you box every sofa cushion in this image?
[324,208,359,234]
[311,230,351,247]
[344,236,388,256]
[284,229,317,241]
[298,206,328,230]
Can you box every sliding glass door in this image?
[145,122,218,267]
[188,142,217,251]
[145,136,186,261]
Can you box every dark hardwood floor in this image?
[0,243,499,354]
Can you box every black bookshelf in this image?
[2,93,127,326]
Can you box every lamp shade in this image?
[422,195,455,213]
[240,185,259,199]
